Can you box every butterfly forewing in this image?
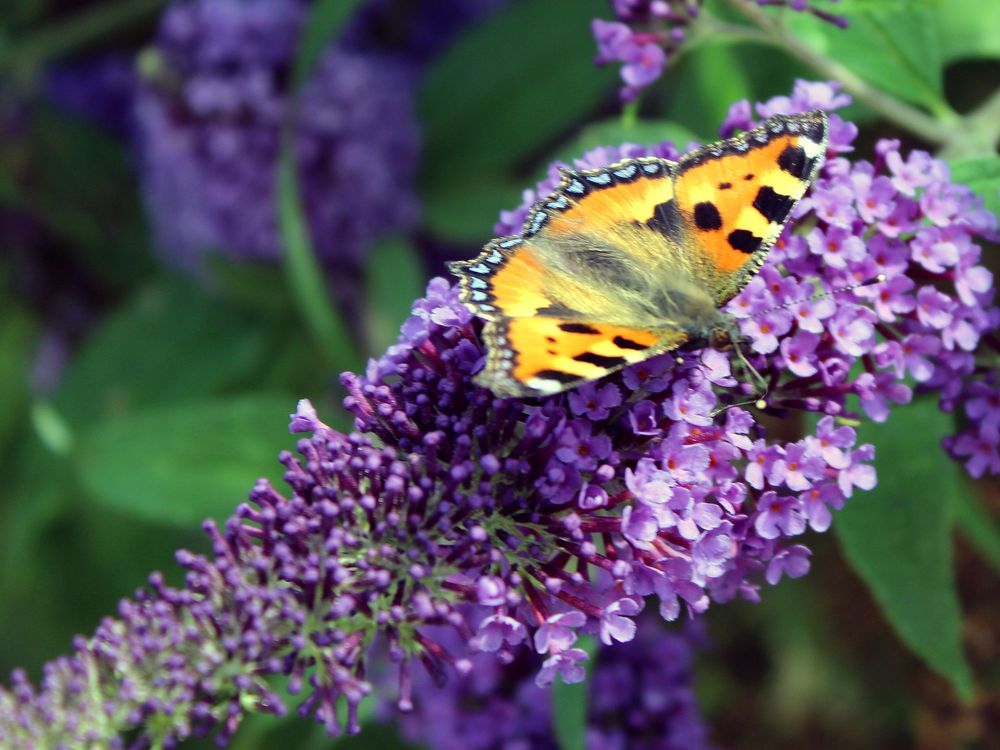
[673,111,828,303]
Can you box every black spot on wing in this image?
[718,182,732,190]
[693,202,723,231]
[612,335,648,350]
[558,322,600,334]
[753,186,794,223]
[646,199,684,241]
[533,369,579,384]
[743,173,754,181]
[728,229,762,254]
[777,144,809,177]
[573,352,626,368]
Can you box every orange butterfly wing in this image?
[673,111,828,303]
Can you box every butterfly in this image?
[448,110,829,398]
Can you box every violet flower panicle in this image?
[134,0,419,271]
[3,81,997,748]
[382,617,716,750]
[592,1,847,99]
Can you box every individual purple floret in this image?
[133,0,419,271]
[592,1,847,99]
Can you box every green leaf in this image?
[419,0,616,186]
[55,277,271,427]
[20,108,154,287]
[364,236,426,354]
[949,156,1000,220]
[276,0,366,371]
[2,0,164,75]
[552,118,700,166]
[664,41,753,138]
[835,400,973,699]
[552,634,596,750]
[30,400,74,456]
[290,0,364,88]
[76,393,299,526]
[954,489,1000,577]
[422,174,523,243]
[936,0,1000,60]
[0,305,36,454]
[788,2,948,114]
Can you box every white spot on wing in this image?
[799,136,824,160]
[526,377,565,394]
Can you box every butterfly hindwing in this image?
[450,240,688,397]
[478,316,687,397]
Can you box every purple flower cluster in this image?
[0,513,340,747]
[592,1,847,100]
[586,619,715,750]
[499,79,999,459]
[134,0,419,271]
[4,82,997,747]
[944,371,1000,478]
[382,618,715,750]
[724,85,1000,477]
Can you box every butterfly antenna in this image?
[708,329,770,418]
[712,273,887,417]
[756,273,887,318]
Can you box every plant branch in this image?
[1,0,166,78]
[721,0,957,146]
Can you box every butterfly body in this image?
[449,111,829,397]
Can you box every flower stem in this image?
[0,0,166,79]
[719,0,958,146]
[276,138,363,371]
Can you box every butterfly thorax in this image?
[528,226,729,332]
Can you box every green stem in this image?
[274,0,367,371]
[621,99,640,128]
[276,135,362,371]
[2,0,166,77]
[718,0,958,146]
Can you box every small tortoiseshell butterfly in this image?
[448,111,829,397]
